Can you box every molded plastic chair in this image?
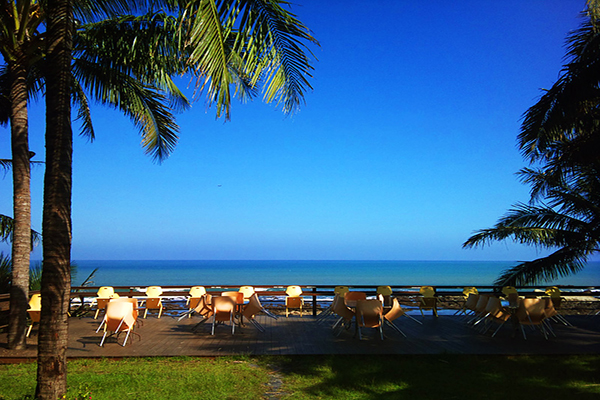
[285,286,304,317]
[455,287,479,315]
[211,296,236,335]
[26,294,42,337]
[143,286,163,318]
[99,297,142,331]
[186,286,207,315]
[544,287,571,326]
[93,286,120,319]
[418,286,438,317]
[344,291,367,308]
[377,286,393,308]
[356,299,384,340]
[331,295,355,336]
[516,298,551,340]
[97,300,139,346]
[383,297,422,334]
[475,296,510,335]
[238,286,255,301]
[458,292,479,317]
[242,293,278,332]
[316,286,350,324]
[468,294,492,325]
[188,294,215,331]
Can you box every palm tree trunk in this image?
[35,0,73,398]
[8,50,31,350]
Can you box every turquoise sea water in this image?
[72,260,600,287]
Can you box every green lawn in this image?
[0,355,599,400]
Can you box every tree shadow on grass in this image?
[272,354,600,400]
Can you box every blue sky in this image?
[0,0,592,261]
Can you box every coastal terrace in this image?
[1,284,599,359]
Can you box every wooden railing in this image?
[2,284,598,319]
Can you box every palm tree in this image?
[464,3,600,286]
[0,1,188,350]
[463,166,600,286]
[35,1,317,398]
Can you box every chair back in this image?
[29,294,42,311]
[517,298,546,323]
[463,287,478,297]
[286,285,303,297]
[111,298,139,318]
[238,286,255,300]
[146,286,162,297]
[189,286,206,297]
[420,286,435,297]
[334,286,349,296]
[543,297,558,318]
[383,298,406,322]
[377,286,393,296]
[97,286,116,298]
[484,296,504,317]
[464,293,479,311]
[474,294,491,313]
[356,299,383,328]
[545,286,561,298]
[344,291,367,303]
[332,295,355,320]
[212,296,236,322]
[222,291,244,304]
[501,286,518,297]
[193,295,214,318]
[243,293,263,319]
[105,301,135,331]
[377,286,393,307]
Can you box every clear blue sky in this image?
[1,0,591,261]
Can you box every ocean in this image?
[71,260,600,288]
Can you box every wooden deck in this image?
[1,310,599,360]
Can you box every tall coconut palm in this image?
[36,1,317,398]
[0,0,122,350]
[0,1,188,350]
[464,3,600,286]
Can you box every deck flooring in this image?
[1,309,599,360]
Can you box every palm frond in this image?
[0,214,13,243]
[184,0,235,119]
[518,15,600,161]
[237,0,318,114]
[0,213,42,247]
[72,59,179,162]
[71,78,96,141]
[494,247,589,286]
[75,12,189,106]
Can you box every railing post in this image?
[312,287,317,317]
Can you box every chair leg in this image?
[26,324,33,338]
[385,320,407,337]
[520,325,527,340]
[491,321,506,337]
[122,330,131,346]
[158,305,163,319]
[404,314,423,325]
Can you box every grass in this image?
[0,355,599,399]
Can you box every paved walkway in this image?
[1,311,599,360]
